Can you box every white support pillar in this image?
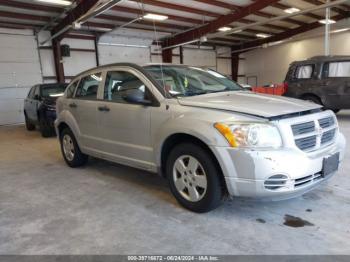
[325,0,331,56]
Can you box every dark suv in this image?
[284,56,350,113]
[24,83,67,137]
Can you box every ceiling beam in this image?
[231,13,349,53]
[0,0,63,13]
[111,5,203,24]
[0,10,50,22]
[128,0,220,18]
[162,0,280,49]
[302,0,349,16]
[51,0,100,38]
[97,14,187,31]
[271,2,323,20]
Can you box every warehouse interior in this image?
[0,0,350,257]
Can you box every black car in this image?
[24,83,68,137]
[284,55,350,113]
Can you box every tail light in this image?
[283,82,288,94]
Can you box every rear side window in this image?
[66,80,79,98]
[323,61,350,78]
[295,64,315,79]
[75,73,102,100]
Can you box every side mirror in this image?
[123,89,152,106]
[34,94,41,101]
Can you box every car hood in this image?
[177,91,322,118]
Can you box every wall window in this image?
[75,73,102,99]
[295,64,315,79]
[324,61,350,77]
[104,71,147,103]
[66,80,79,98]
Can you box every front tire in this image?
[60,127,88,167]
[24,113,35,131]
[166,143,223,213]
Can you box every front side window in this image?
[104,71,148,103]
[295,64,314,79]
[75,73,102,100]
[66,80,79,98]
[144,65,241,97]
[27,86,36,99]
[324,61,350,78]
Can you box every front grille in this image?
[319,117,335,128]
[295,135,317,150]
[321,129,336,144]
[291,121,315,135]
[290,114,337,152]
[294,173,322,188]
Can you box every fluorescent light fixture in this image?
[284,7,300,14]
[319,19,336,24]
[232,29,242,34]
[218,27,232,32]
[333,28,350,33]
[143,13,168,21]
[36,0,72,6]
[256,33,271,38]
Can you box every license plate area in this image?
[322,152,340,178]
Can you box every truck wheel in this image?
[302,95,322,105]
[60,127,88,167]
[166,143,223,213]
[24,113,35,131]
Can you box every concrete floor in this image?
[0,111,349,255]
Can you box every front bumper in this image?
[210,132,346,200]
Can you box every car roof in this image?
[291,55,350,65]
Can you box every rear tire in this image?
[59,127,88,167]
[166,143,223,213]
[24,113,35,131]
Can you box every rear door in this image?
[287,63,319,98]
[321,60,350,109]
[72,71,104,153]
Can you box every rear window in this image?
[323,61,350,77]
[295,64,315,79]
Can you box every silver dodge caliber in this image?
[55,63,346,213]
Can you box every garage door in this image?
[98,45,150,66]
[0,31,42,125]
[183,48,216,69]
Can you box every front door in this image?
[97,69,155,171]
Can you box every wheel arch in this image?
[299,93,323,104]
[160,133,228,195]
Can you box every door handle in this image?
[98,105,110,112]
[69,103,77,108]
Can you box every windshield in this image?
[41,84,67,98]
[144,65,242,97]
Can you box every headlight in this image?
[46,105,56,111]
[214,122,282,148]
